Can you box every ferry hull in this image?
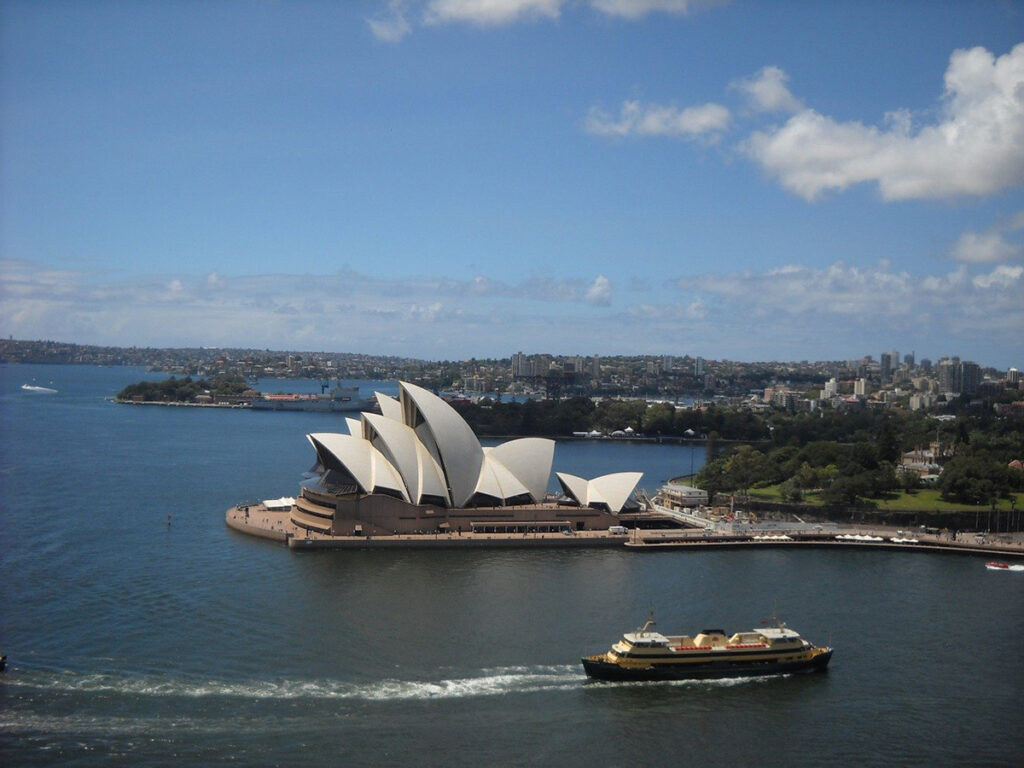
[581,648,832,682]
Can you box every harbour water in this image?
[1,364,1021,766]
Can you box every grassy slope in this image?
[748,485,1023,512]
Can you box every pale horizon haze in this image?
[2,1,1023,369]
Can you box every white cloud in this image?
[731,66,802,114]
[2,259,1019,365]
[405,301,445,321]
[369,0,413,42]
[589,0,709,19]
[0,262,622,354]
[951,210,1024,264]
[743,44,1024,201]
[676,261,1024,329]
[584,274,612,305]
[424,0,563,27]
[952,231,1023,264]
[585,100,730,140]
[972,264,1023,289]
[375,0,719,36]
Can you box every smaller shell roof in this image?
[556,471,643,514]
[486,438,554,503]
[475,453,531,503]
[307,433,408,502]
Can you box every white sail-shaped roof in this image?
[307,433,409,502]
[555,471,642,513]
[590,472,644,513]
[474,454,531,503]
[486,438,554,502]
[362,412,450,506]
[400,382,483,508]
[556,473,591,507]
[305,382,635,512]
[375,391,403,422]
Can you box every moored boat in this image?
[250,385,375,413]
[582,615,832,682]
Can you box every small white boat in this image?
[21,384,58,394]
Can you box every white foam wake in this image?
[3,665,583,702]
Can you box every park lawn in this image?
[749,485,1023,512]
[873,489,1023,512]
[748,485,826,505]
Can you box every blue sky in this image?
[2,1,1022,369]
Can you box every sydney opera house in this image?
[279,381,644,538]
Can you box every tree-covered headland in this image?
[116,374,250,403]
[451,394,1024,512]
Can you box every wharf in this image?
[625,528,1024,558]
[226,504,1024,557]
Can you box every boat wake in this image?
[20,384,58,394]
[2,664,583,703]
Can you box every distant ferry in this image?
[582,615,833,681]
[250,385,375,413]
[21,384,58,394]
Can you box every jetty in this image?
[226,502,1024,558]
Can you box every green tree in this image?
[642,402,676,435]
[938,454,1011,504]
[723,445,768,497]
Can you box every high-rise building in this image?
[960,361,981,395]
[937,359,957,393]
[1008,367,1020,384]
[512,351,527,378]
[936,359,981,395]
[880,353,893,382]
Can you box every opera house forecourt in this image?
[227,381,644,549]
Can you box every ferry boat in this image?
[581,615,832,681]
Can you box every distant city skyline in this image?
[2,3,1022,369]
[2,336,1015,376]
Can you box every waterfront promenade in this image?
[225,503,1024,558]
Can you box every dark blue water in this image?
[1,365,1021,767]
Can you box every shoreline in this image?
[225,504,1024,558]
